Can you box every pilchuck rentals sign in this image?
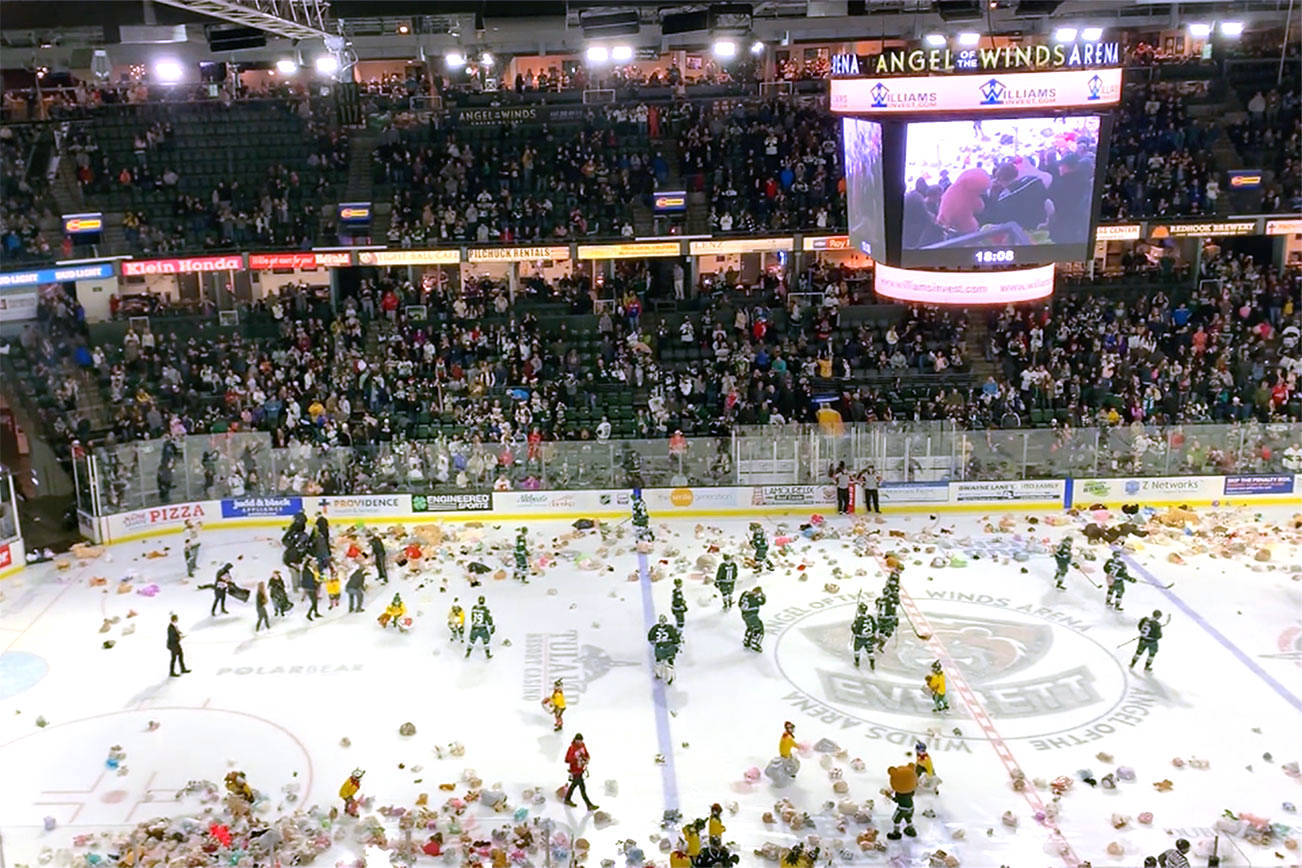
[832,42,1121,77]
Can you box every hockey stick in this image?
[1072,564,1101,589]
[902,606,932,641]
[1115,636,1139,648]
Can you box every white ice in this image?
[1,505,1300,867]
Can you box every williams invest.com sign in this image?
[774,593,1156,750]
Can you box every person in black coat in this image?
[167,614,190,676]
[204,563,233,615]
[346,564,366,613]
[268,570,292,616]
[369,533,388,584]
[301,559,322,621]
[282,511,307,550]
[157,459,174,504]
[311,518,332,572]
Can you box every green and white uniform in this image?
[739,587,767,652]
[851,606,877,669]
[1104,553,1135,610]
[751,526,769,566]
[466,601,494,658]
[513,531,530,583]
[1052,539,1072,589]
[1129,614,1163,670]
[715,559,737,609]
[671,582,687,630]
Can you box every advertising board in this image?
[411,493,492,512]
[1072,476,1222,506]
[221,497,304,518]
[315,495,411,518]
[950,479,1065,503]
[751,485,838,507]
[641,488,745,510]
[103,502,210,542]
[1222,474,1295,496]
[879,482,950,504]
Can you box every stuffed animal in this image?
[936,169,991,234]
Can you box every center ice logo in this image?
[776,598,1127,741]
[522,631,637,704]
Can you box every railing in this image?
[83,422,1302,514]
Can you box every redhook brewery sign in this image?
[832,42,1121,77]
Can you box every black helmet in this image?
[1152,609,1162,619]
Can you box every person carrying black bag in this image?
[200,563,234,616]
[268,570,292,616]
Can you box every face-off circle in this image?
[776,599,1129,741]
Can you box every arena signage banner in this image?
[577,242,683,260]
[221,497,303,518]
[830,68,1122,114]
[832,42,1121,77]
[874,263,1054,305]
[451,104,588,126]
[493,490,620,513]
[689,238,794,256]
[247,252,351,270]
[468,246,570,262]
[802,235,851,251]
[1094,224,1142,241]
[751,485,837,507]
[1072,476,1222,506]
[0,261,115,289]
[641,487,745,510]
[411,493,492,512]
[0,291,38,322]
[62,212,104,235]
[1223,474,1295,496]
[950,479,1065,503]
[1265,218,1302,236]
[314,495,410,518]
[122,255,242,276]
[879,482,950,504]
[358,250,462,266]
[1156,221,1257,237]
[103,502,210,542]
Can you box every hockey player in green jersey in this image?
[1103,550,1135,610]
[739,586,767,652]
[465,595,495,659]
[715,554,738,610]
[1129,610,1166,671]
[750,523,770,569]
[1052,536,1072,590]
[851,602,877,670]
[647,614,682,683]
[631,492,653,541]
[671,578,687,632]
[513,527,530,583]
[875,594,899,651]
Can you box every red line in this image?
[899,589,1081,868]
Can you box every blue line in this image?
[637,549,680,812]
[1122,554,1302,713]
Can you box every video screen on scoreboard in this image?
[842,117,886,260]
[898,115,1103,268]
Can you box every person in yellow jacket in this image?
[669,848,691,868]
[682,820,703,858]
[777,720,800,777]
[925,661,949,712]
[544,678,566,731]
[381,594,406,629]
[447,599,465,642]
[339,768,364,816]
[915,741,939,794]
[325,572,341,609]
[708,803,726,840]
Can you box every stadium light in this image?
[153,58,184,83]
[586,45,609,63]
[1188,23,1212,38]
[924,33,947,47]
[314,54,339,75]
[750,40,765,54]
[713,39,738,59]
[1081,26,1104,42]
[275,58,298,75]
[1219,21,1244,37]
[611,45,633,62]
[445,51,466,68]
[1053,27,1077,42]
[481,52,495,67]
[956,32,981,47]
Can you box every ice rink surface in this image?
[2,504,1300,868]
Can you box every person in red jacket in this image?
[562,733,600,811]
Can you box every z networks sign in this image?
[832,68,1121,114]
